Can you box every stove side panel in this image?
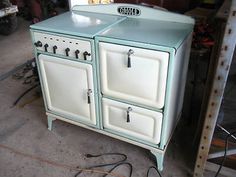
[160,33,193,149]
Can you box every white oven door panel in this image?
[38,54,96,125]
[99,42,169,109]
[102,98,162,144]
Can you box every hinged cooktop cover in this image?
[30,11,125,38]
[98,17,193,50]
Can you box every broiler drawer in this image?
[102,98,162,144]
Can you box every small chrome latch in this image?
[87,89,92,104]
[127,49,134,68]
[126,107,132,122]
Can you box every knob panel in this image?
[33,32,92,60]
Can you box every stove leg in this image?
[47,116,56,131]
[150,150,164,171]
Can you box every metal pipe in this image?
[208,149,236,159]
[217,124,236,141]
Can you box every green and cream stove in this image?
[30,4,194,171]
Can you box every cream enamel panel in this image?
[102,98,162,144]
[99,42,169,109]
[38,54,96,125]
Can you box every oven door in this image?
[99,42,169,109]
[38,54,96,125]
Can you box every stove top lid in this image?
[98,17,194,50]
[30,11,125,38]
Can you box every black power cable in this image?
[214,131,236,177]
[74,153,127,177]
[103,162,133,177]
[84,153,127,167]
[12,84,40,106]
[74,152,163,177]
[0,59,35,81]
[147,166,162,177]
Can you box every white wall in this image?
[69,0,89,9]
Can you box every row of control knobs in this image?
[34,41,91,60]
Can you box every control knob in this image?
[34,41,42,47]
[65,48,70,56]
[53,45,57,54]
[44,44,49,52]
[83,51,91,60]
[75,50,80,59]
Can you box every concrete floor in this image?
[0,17,219,177]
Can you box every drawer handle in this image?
[126,107,132,122]
[87,89,92,104]
[127,49,134,68]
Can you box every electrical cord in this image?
[0,142,163,177]
[13,84,40,106]
[85,153,127,167]
[147,166,162,177]
[10,58,40,106]
[74,153,162,177]
[214,131,236,177]
[103,162,133,177]
[0,144,124,177]
[74,153,127,177]
[0,58,35,81]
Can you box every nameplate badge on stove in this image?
[117,6,141,16]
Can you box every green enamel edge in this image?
[160,49,176,150]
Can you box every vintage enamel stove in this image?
[30,4,194,170]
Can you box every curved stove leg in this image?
[47,116,56,131]
[150,150,164,171]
